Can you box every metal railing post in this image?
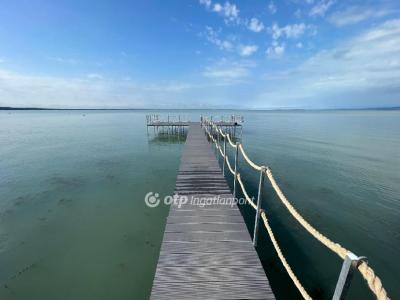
[233,142,239,198]
[332,253,367,300]
[222,137,226,175]
[253,166,266,247]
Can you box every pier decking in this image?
[151,123,274,300]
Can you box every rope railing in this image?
[201,118,390,300]
[225,153,235,175]
[261,211,312,300]
[265,168,348,259]
[238,144,262,171]
[237,173,257,210]
[226,133,238,148]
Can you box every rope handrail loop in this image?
[218,144,224,156]
[261,211,312,300]
[218,127,226,138]
[226,134,237,148]
[265,167,348,259]
[238,144,262,171]
[225,155,235,175]
[209,120,235,147]
[236,173,257,210]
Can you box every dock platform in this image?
[146,121,242,127]
[150,123,274,300]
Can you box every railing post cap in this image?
[345,252,368,266]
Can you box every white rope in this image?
[238,144,262,171]
[226,134,237,148]
[237,173,257,210]
[225,155,235,175]
[261,211,312,300]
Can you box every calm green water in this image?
[0,110,399,299]
[0,111,184,299]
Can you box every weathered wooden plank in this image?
[156,252,262,266]
[151,281,272,300]
[166,215,245,224]
[164,222,248,232]
[168,208,242,217]
[154,265,267,283]
[160,241,255,254]
[163,230,250,242]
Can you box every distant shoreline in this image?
[1,106,399,111]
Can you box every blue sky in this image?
[0,0,399,109]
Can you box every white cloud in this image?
[239,45,258,56]
[0,70,127,108]
[267,41,285,57]
[204,26,234,51]
[213,2,223,12]
[271,24,282,39]
[285,23,306,38]
[0,69,208,108]
[271,23,306,40]
[259,19,400,108]
[203,59,254,82]
[48,56,78,64]
[248,18,264,32]
[310,0,335,17]
[268,1,277,14]
[328,6,393,27]
[86,73,103,80]
[199,0,212,8]
[212,1,240,23]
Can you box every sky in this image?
[0,0,399,109]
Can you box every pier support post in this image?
[333,253,367,300]
[233,142,239,198]
[253,166,266,247]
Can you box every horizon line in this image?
[1,106,400,111]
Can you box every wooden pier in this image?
[146,115,243,138]
[151,123,274,300]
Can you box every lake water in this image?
[0,110,399,299]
